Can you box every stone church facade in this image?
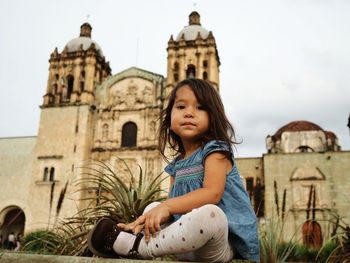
[0,11,349,246]
[0,12,221,236]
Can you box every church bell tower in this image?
[28,23,111,230]
[166,11,220,96]
[43,23,111,106]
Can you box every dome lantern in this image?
[189,11,201,25]
[80,23,92,38]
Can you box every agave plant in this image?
[78,159,168,222]
[23,159,168,256]
[21,230,60,254]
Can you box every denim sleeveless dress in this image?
[165,140,260,262]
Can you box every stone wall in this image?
[263,151,350,241]
[0,137,36,235]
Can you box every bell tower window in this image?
[49,167,55,181]
[66,75,74,100]
[43,167,49,181]
[121,122,137,147]
[203,71,208,80]
[67,75,74,98]
[80,71,85,93]
[173,62,179,82]
[186,64,196,78]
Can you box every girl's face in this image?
[170,85,209,146]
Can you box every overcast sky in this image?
[0,0,349,157]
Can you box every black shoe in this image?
[87,217,120,258]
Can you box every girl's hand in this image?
[142,203,171,242]
[116,203,172,240]
[117,219,145,235]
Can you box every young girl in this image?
[88,78,260,262]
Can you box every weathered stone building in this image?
[237,120,350,244]
[0,11,349,247]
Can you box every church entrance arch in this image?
[0,206,25,247]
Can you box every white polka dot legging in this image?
[137,202,235,262]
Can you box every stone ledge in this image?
[0,252,183,263]
[0,252,251,262]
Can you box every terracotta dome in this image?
[272,121,324,141]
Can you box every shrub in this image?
[22,159,168,256]
[21,230,59,254]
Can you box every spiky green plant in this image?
[259,217,296,263]
[74,159,168,223]
[21,230,60,254]
[22,159,168,256]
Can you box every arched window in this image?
[79,71,85,92]
[174,73,179,82]
[66,75,74,99]
[203,71,208,80]
[43,167,49,181]
[121,122,137,147]
[102,124,109,140]
[49,167,55,181]
[173,62,179,82]
[296,145,314,153]
[186,64,196,78]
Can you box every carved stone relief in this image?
[108,79,155,109]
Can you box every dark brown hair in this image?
[158,78,237,161]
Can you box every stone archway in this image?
[0,206,25,248]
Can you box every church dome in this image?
[176,11,210,41]
[267,120,340,153]
[272,120,323,141]
[64,23,103,56]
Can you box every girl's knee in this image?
[198,204,226,218]
[190,204,228,225]
[179,204,228,239]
